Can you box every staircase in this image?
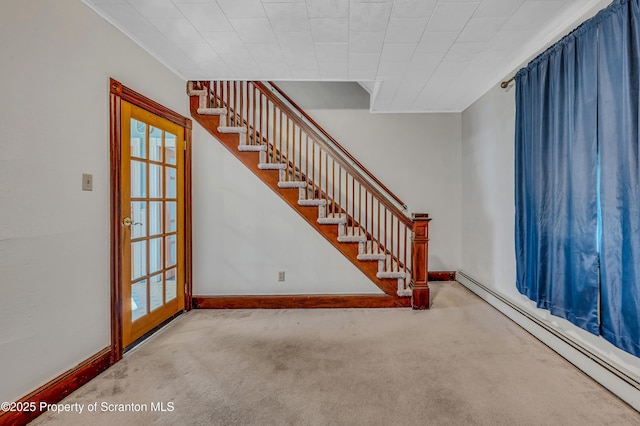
[188,81,431,308]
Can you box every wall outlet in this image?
[278,271,285,282]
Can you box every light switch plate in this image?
[82,173,93,191]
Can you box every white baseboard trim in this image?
[457,270,640,412]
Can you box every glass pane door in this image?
[121,101,184,347]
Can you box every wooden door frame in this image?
[109,78,192,363]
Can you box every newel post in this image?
[411,213,431,310]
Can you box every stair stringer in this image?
[190,96,409,305]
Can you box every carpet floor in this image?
[32,282,639,425]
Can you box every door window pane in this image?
[165,133,176,165]
[130,119,146,159]
[149,202,162,236]
[166,268,177,302]
[149,274,163,311]
[131,279,147,322]
[166,167,176,199]
[165,235,177,267]
[131,201,147,239]
[150,164,162,198]
[132,240,147,280]
[131,161,146,198]
[150,126,162,162]
[149,237,162,274]
[165,201,177,233]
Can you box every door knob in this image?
[123,217,142,227]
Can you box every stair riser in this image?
[298,199,326,207]
[238,145,266,152]
[357,254,387,261]
[377,272,407,279]
[337,236,368,243]
[318,218,347,225]
[278,181,306,189]
[197,108,227,116]
[258,163,286,170]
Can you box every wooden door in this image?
[120,100,185,348]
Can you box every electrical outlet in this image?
[82,173,93,191]
[278,271,285,282]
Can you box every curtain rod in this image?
[501,76,515,89]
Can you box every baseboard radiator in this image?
[457,270,640,409]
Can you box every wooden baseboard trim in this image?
[0,347,112,426]
[429,271,457,281]
[193,294,411,309]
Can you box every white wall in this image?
[0,0,189,403]
[460,86,516,290]
[461,85,640,404]
[192,122,382,295]
[304,109,462,271]
[273,81,370,109]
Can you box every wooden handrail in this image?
[258,82,408,211]
[252,82,412,227]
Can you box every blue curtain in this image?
[514,23,600,335]
[598,0,640,357]
[515,0,640,356]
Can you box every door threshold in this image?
[124,310,184,354]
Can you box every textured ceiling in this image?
[82,0,608,112]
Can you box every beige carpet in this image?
[32,282,639,425]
